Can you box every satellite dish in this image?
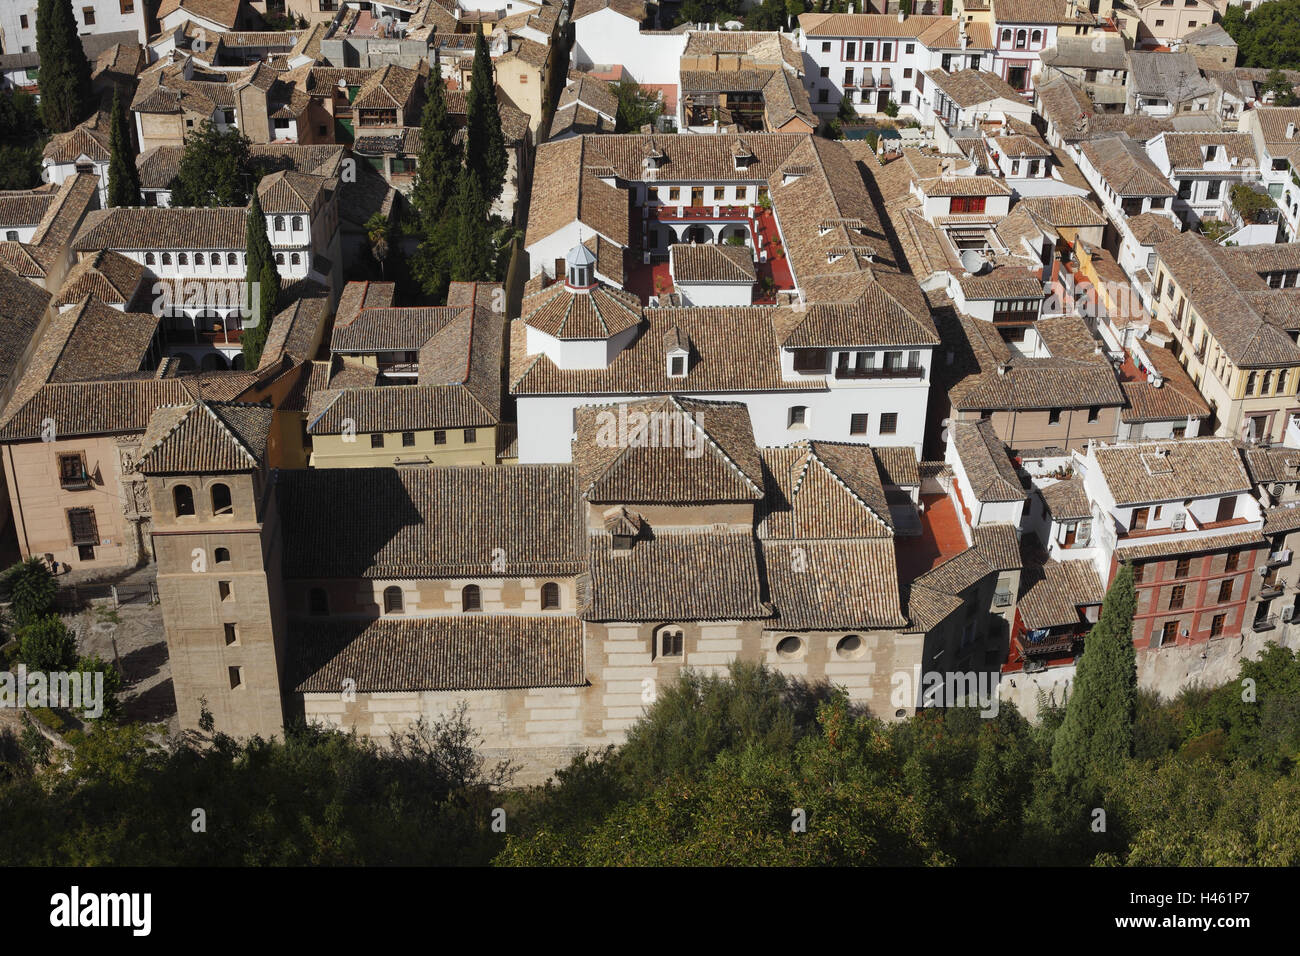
[961,249,988,275]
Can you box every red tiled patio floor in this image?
[625,260,673,303]
[895,493,969,588]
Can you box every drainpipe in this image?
[6,443,31,559]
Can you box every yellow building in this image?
[307,280,505,467]
[1150,232,1300,444]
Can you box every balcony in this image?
[1252,614,1278,633]
[834,365,925,380]
[651,204,753,223]
[1268,549,1293,567]
[1260,581,1285,599]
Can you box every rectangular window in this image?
[845,41,856,61]
[59,453,89,488]
[370,433,384,448]
[1225,551,1239,572]
[120,0,133,12]
[1087,405,1100,424]
[82,7,95,25]
[224,623,238,646]
[1210,613,1225,637]
[1175,558,1191,578]
[434,430,446,445]
[850,413,868,435]
[219,581,233,601]
[788,406,808,427]
[464,427,477,443]
[822,41,831,52]
[1218,580,1233,603]
[1215,496,1236,522]
[950,196,987,215]
[1132,507,1150,531]
[882,42,893,60]
[1048,409,1062,425]
[20,14,28,28]
[735,186,747,201]
[1161,620,1179,645]
[668,187,680,201]
[67,507,98,545]
[1134,563,1145,583]
[402,431,415,447]
[229,666,243,690]
[1169,585,1186,610]
[880,412,898,435]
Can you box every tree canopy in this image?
[465,29,507,203]
[1224,1,1300,70]
[169,122,254,208]
[240,192,279,370]
[106,89,141,208]
[35,0,93,133]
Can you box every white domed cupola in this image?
[565,243,598,293]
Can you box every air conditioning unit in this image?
[1283,606,1295,623]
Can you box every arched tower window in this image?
[383,586,404,613]
[173,484,195,517]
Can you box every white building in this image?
[0,0,148,54]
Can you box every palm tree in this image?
[366,212,391,278]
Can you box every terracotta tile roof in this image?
[291,616,586,694]
[520,281,643,340]
[1017,557,1104,631]
[951,420,1026,503]
[257,170,328,214]
[1160,132,1257,170]
[1120,367,1210,423]
[308,382,498,434]
[1033,76,1094,138]
[0,265,52,399]
[918,174,1014,198]
[0,192,57,228]
[993,0,1097,23]
[582,530,772,621]
[764,538,906,629]
[137,400,273,474]
[972,523,1022,570]
[1116,527,1266,563]
[922,68,1026,108]
[42,112,113,163]
[73,206,249,251]
[669,243,756,282]
[905,545,995,631]
[354,63,421,110]
[957,266,1045,300]
[1015,195,1107,228]
[1039,477,1090,520]
[1263,502,1300,535]
[1243,446,1300,487]
[0,377,203,440]
[941,307,1124,413]
[1127,211,1182,244]
[759,443,894,540]
[511,306,819,396]
[1081,136,1177,198]
[1157,231,1300,368]
[572,0,645,20]
[157,0,244,28]
[1093,438,1252,506]
[573,396,764,503]
[276,465,586,579]
[50,250,147,309]
[526,138,632,247]
[873,445,920,488]
[258,283,330,369]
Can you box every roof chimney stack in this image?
[1287,122,1297,140]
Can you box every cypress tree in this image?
[106,89,140,207]
[35,0,93,133]
[1051,563,1139,784]
[411,49,460,223]
[448,167,493,282]
[465,29,507,204]
[241,192,280,369]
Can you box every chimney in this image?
[898,9,904,22]
[997,361,1010,376]
[1287,122,1297,140]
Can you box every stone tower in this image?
[137,399,288,739]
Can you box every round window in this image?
[836,634,865,659]
[776,635,803,660]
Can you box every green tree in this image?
[446,168,494,282]
[105,89,140,208]
[17,615,77,672]
[169,121,253,207]
[1052,563,1138,783]
[240,192,279,369]
[410,50,461,225]
[1263,67,1299,106]
[612,80,662,133]
[465,29,507,203]
[35,0,92,133]
[74,654,124,721]
[364,212,392,279]
[0,91,47,189]
[4,558,57,628]
[1222,0,1300,69]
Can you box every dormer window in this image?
[664,327,690,377]
[669,354,686,376]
